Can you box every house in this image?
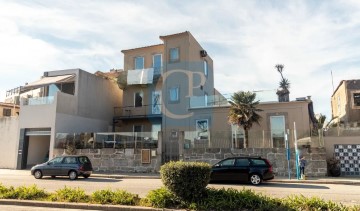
[6,69,122,169]
[2,31,324,175]
[331,79,360,127]
[0,102,19,117]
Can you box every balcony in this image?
[21,96,55,106]
[114,104,162,120]
[118,67,162,88]
[189,95,229,108]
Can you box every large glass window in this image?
[152,91,161,114]
[231,125,244,149]
[169,86,179,102]
[270,116,285,148]
[169,48,179,62]
[135,57,144,69]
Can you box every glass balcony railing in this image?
[21,96,55,106]
[189,95,229,108]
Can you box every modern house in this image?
[1,31,324,175]
[5,69,122,169]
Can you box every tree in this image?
[228,91,262,148]
[275,64,291,102]
[316,114,326,129]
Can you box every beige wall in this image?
[122,45,164,71]
[0,117,19,169]
[331,81,347,121]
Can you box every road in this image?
[0,169,359,206]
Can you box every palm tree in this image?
[228,91,262,148]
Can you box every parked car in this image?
[210,156,274,185]
[31,155,93,180]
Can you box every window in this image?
[152,91,161,114]
[153,54,162,74]
[134,92,143,107]
[169,48,179,62]
[204,93,208,106]
[48,157,63,165]
[135,57,144,69]
[196,119,209,139]
[169,86,179,102]
[270,116,285,148]
[219,159,235,167]
[250,159,266,166]
[235,158,249,166]
[353,93,360,107]
[204,60,208,76]
[231,124,244,149]
[3,108,11,116]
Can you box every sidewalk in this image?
[90,172,360,185]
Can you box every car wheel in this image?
[250,174,262,185]
[69,171,78,180]
[83,174,90,178]
[34,170,43,179]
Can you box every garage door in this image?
[334,144,360,176]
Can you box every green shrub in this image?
[0,185,48,200]
[143,187,181,208]
[282,195,348,211]
[50,186,89,202]
[91,189,139,205]
[160,161,211,201]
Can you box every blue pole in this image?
[294,122,300,180]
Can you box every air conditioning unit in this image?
[200,50,207,57]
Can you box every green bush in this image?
[282,195,350,211]
[0,185,48,200]
[49,186,89,202]
[143,187,181,208]
[160,161,211,201]
[91,189,139,205]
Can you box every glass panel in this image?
[196,119,209,139]
[235,158,249,166]
[153,54,162,73]
[251,159,266,166]
[169,87,179,102]
[152,91,161,114]
[232,125,244,149]
[169,48,179,62]
[220,159,235,166]
[204,60,208,76]
[135,57,144,69]
[270,116,285,148]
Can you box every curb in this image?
[0,199,166,211]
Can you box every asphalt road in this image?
[0,169,359,206]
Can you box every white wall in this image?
[324,136,360,159]
[0,117,19,169]
[27,136,50,166]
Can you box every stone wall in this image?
[53,148,161,173]
[182,147,327,177]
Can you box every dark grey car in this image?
[210,156,274,185]
[31,155,93,180]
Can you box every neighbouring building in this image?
[331,79,360,127]
[0,102,19,117]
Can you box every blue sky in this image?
[1,0,360,119]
